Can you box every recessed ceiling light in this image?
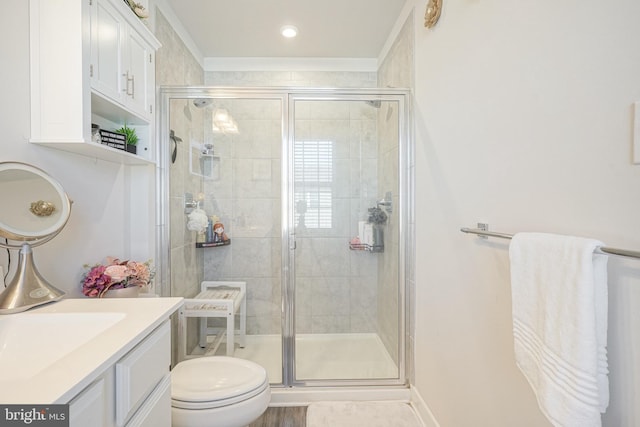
[280,25,298,38]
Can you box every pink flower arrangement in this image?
[82,257,154,298]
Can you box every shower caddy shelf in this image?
[196,240,231,249]
[349,242,384,253]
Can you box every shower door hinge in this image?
[89,64,93,78]
[289,234,296,250]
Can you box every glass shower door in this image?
[288,95,405,384]
[163,91,286,384]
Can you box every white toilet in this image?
[171,356,270,427]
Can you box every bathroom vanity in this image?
[0,297,182,427]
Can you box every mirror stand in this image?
[0,243,65,314]
[0,161,72,313]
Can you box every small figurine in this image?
[213,222,229,243]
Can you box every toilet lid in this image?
[172,357,268,405]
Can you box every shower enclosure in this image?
[157,87,411,388]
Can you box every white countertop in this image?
[0,297,183,404]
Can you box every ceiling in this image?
[163,0,408,59]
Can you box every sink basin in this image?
[0,312,125,381]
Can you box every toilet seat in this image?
[172,356,269,410]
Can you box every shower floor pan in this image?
[189,333,398,384]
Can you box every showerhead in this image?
[193,98,213,108]
[364,100,382,108]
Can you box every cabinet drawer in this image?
[116,321,170,426]
[69,377,106,427]
[125,373,171,427]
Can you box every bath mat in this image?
[306,401,422,427]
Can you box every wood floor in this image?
[248,406,307,427]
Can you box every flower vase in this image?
[103,286,140,298]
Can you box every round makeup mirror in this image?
[0,162,72,313]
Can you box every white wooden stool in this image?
[178,281,246,361]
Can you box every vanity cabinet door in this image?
[115,321,171,426]
[65,319,174,427]
[90,0,123,104]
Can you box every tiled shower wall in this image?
[294,100,380,334]
[200,98,283,335]
[154,9,205,362]
[155,10,205,300]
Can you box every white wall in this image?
[412,0,640,425]
[0,3,136,297]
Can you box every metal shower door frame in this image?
[284,89,411,388]
[157,86,412,389]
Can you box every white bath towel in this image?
[509,232,609,427]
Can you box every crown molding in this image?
[203,57,378,72]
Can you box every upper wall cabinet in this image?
[30,0,161,165]
[90,0,155,121]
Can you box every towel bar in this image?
[460,227,640,260]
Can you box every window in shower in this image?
[294,140,333,230]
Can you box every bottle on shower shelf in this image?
[206,218,214,242]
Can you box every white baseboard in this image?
[410,386,440,427]
[270,386,411,407]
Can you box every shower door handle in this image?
[289,234,296,250]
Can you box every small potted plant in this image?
[116,123,138,154]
